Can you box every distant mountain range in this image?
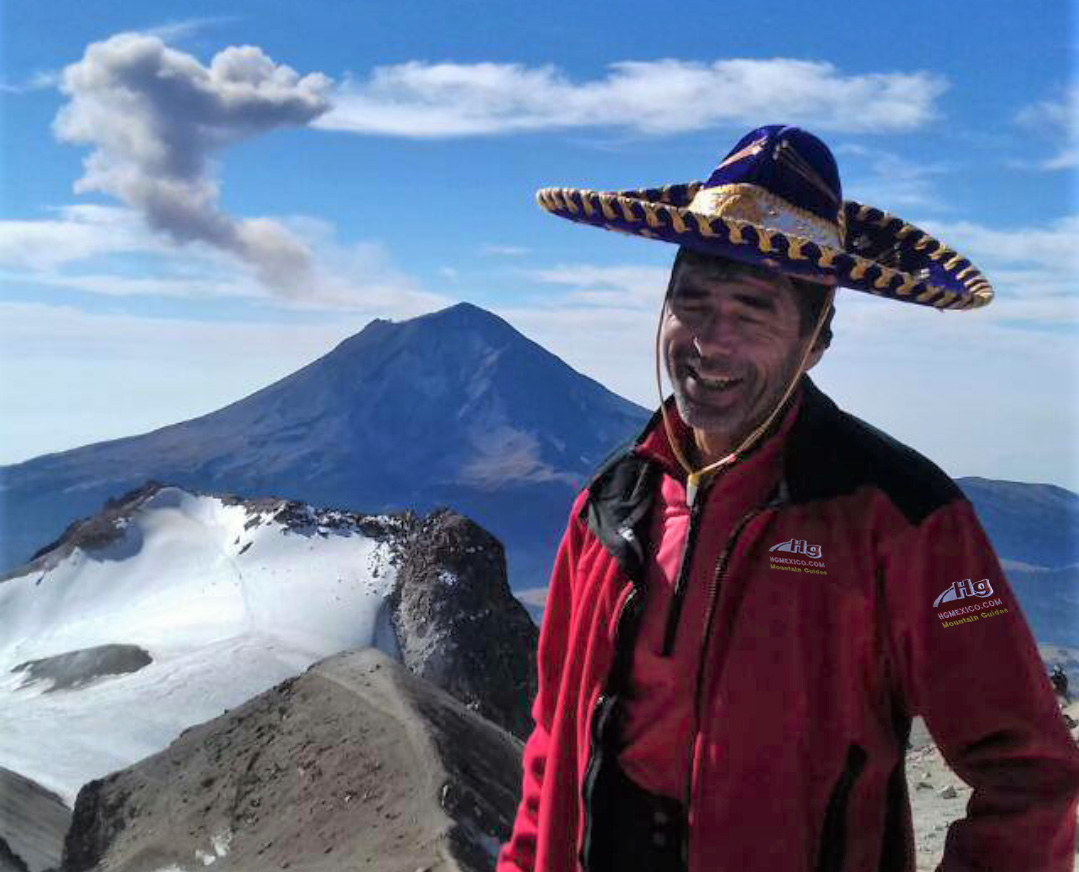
[0,303,649,589]
[957,477,1079,569]
[956,478,1079,649]
[1,302,1075,644]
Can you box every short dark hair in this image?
[667,247,835,348]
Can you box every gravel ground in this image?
[908,701,1079,870]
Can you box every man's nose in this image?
[691,314,740,356]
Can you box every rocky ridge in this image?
[62,650,523,872]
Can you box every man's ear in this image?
[804,340,827,372]
[802,304,835,372]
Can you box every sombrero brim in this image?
[536,182,993,310]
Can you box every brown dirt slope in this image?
[62,649,523,872]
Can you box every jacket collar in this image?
[585,378,822,580]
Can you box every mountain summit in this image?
[0,303,650,586]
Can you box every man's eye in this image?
[672,302,707,318]
[736,296,774,312]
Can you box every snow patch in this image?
[0,490,402,802]
[211,828,232,858]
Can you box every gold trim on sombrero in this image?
[843,200,995,310]
[534,186,995,310]
[687,183,842,250]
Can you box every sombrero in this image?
[536,124,993,310]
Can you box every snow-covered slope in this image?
[0,486,404,804]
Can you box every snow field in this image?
[0,487,400,803]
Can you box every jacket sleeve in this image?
[497,498,586,872]
[880,498,1079,872]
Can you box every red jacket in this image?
[498,379,1079,872]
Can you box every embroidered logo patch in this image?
[768,539,827,575]
[769,539,822,558]
[933,577,993,607]
[934,578,1007,628]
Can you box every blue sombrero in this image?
[537,125,993,310]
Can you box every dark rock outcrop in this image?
[388,509,539,740]
[0,767,70,872]
[0,838,29,872]
[12,644,152,693]
[63,650,522,872]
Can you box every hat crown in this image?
[703,125,842,227]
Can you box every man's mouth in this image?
[686,363,744,391]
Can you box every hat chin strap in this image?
[654,285,836,506]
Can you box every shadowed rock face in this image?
[0,767,70,872]
[62,650,523,872]
[0,838,28,872]
[12,645,152,693]
[388,509,538,740]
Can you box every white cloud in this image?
[0,205,451,315]
[140,16,238,42]
[318,59,948,138]
[5,270,263,302]
[0,69,61,93]
[922,216,1079,327]
[525,264,671,308]
[54,33,332,297]
[482,244,531,257]
[834,144,950,211]
[0,206,155,269]
[925,215,1079,274]
[293,237,452,315]
[809,215,1079,331]
[1014,86,1078,171]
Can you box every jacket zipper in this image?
[660,477,712,656]
[681,503,775,869]
[579,584,640,870]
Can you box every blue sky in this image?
[2,1,1076,488]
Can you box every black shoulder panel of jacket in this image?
[579,402,665,526]
[582,405,666,583]
[583,445,657,582]
[785,378,964,527]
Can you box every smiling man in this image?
[498,126,1079,872]
[661,248,834,468]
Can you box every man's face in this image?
[661,256,823,454]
